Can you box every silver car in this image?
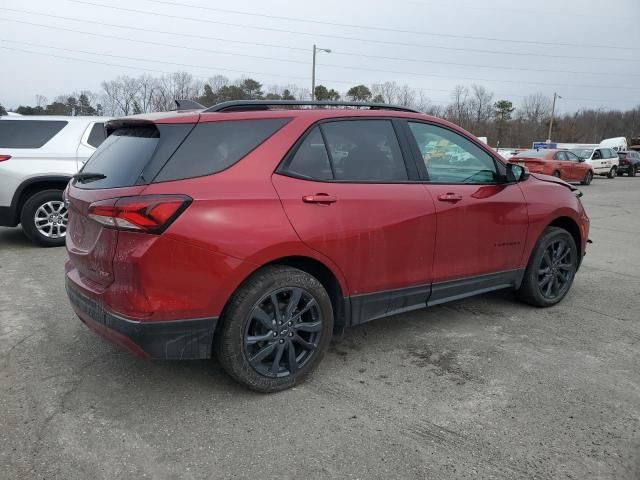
[0,115,109,246]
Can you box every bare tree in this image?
[469,84,494,128]
[447,85,471,129]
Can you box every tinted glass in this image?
[77,126,160,189]
[593,149,603,159]
[285,127,333,180]
[86,123,106,148]
[320,120,407,181]
[515,150,549,158]
[0,120,67,148]
[155,119,289,182]
[408,122,498,183]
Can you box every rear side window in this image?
[0,120,67,148]
[86,123,106,148]
[322,120,408,181]
[154,119,289,182]
[286,127,333,180]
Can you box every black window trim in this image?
[276,116,422,184]
[400,119,509,185]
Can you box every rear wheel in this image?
[516,227,578,308]
[215,266,333,392]
[580,170,593,185]
[629,165,637,177]
[20,189,68,247]
[607,166,616,178]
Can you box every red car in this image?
[509,149,594,185]
[65,101,590,392]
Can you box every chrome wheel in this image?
[244,287,323,378]
[34,201,68,239]
[537,239,575,300]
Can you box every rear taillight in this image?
[88,195,191,233]
[0,155,11,162]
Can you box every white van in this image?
[599,137,628,152]
[569,146,619,178]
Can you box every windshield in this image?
[570,148,592,159]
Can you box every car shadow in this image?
[0,227,38,249]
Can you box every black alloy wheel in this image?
[537,239,574,301]
[244,287,323,378]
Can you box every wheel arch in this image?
[548,216,582,258]
[217,255,349,337]
[10,176,71,225]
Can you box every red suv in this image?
[65,101,590,392]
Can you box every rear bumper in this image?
[66,276,217,360]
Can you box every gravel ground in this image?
[1,176,639,479]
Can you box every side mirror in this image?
[579,158,585,162]
[506,162,529,182]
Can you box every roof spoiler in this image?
[174,99,205,111]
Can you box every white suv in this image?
[569,147,620,178]
[0,115,109,246]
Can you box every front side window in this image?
[593,149,603,159]
[554,151,568,161]
[566,151,581,162]
[408,122,498,183]
[0,120,68,148]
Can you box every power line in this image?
[62,1,640,63]
[134,0,638,51]
[1,43,633,106]
[3,38,637,93]
[2,16,636,80]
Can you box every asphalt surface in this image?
[1,176,639,479]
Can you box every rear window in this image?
[515,150,548,158]
[0,120,67,148]
[77,125,167,190]
[86,123,106,148]
[154,118,290,182]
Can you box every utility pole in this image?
[311,45,331,101]
[547,92,562,143]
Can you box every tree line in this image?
[2,71,638,148]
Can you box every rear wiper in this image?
[73,172,106,183]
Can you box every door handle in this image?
[302,194,337,205]
[437,193,463,202]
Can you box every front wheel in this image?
[580,170,593,185]
[607,167,616,178]
[20,189,68,247]
[215,266,333,392]
[552,171,561,178]
[516,227,578,308]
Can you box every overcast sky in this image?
[1,0,639,111]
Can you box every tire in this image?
[580,170,593,185]
[215,266,334,393]
[20,189,68,247]
[552,171,561,178]
[629,165,637,177]
[516,226,578,308]
[607,167,616,178]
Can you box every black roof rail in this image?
[202,100,419,114]
[174,99,205,111]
